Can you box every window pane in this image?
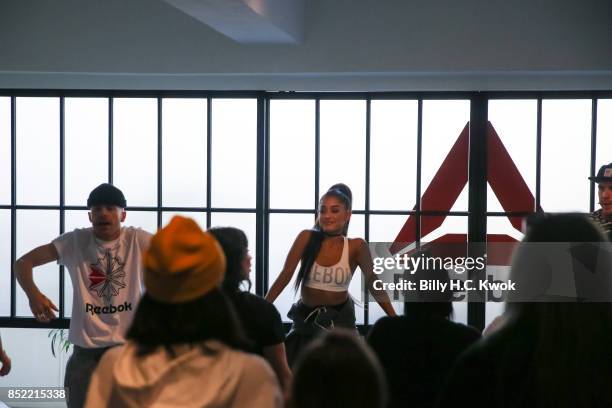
[124,211,158,234]
[0,210,10,316]
[161,211,206,230]
[113,98,157,207]
[487,100,537,212]
[596,99,612,207]
[210,212,257,293]
[370,100,418,211]
[0,97,10,204]
[211,99,257,208]
[421,100,470,212]
[65,98,109,205]
[370,214,414,243]
[541,100,591,212]
[270,100,315,209]
[16,210,59,317]
[16,97,59,205]
[320,100,366,211]
[162,98,207,207]
[268,213,313,322]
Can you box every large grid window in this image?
[1,92,611,332]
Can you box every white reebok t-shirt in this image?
[53,226,152,348]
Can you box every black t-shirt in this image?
[230,292,286,356]
[367,315,481,408]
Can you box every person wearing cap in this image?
[14,183,152,408]
[85,216,282,408]
[588,163,612,240]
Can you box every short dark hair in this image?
[292,330,388,408]
[126,289,247,357]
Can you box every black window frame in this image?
[1,89,611,332]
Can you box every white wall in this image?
[0,0,611,90]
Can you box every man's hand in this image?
[0,349,10,376]
[28,291,58,322]
[14,243,60,322]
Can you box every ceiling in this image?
[1,0,611,91]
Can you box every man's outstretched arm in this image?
[14,243,60,322]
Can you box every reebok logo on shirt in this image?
[85,301,133,315]
[88,250,127,303]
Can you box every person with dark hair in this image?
[589,163,612,240]
[266,183,396,365]
[85,216,282,407]
[14,183,151,408]
[437,213,612,408]
[292,329,388,408]
[209,226,292,393]
[367,256,480,408]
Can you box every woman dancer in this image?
[266,183,395,364]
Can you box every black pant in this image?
[64,345,113,408]
[285,298,357,366]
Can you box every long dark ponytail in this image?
[294,183,352,291]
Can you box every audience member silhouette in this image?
[292,329,388,408]
[437,213,612,408]
[368,253,480,408]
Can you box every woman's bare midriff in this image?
[301,286,349,307]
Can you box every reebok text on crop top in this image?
[304,237,352,292]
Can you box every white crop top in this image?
[304,237,353,292]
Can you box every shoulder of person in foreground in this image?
[235,292,284,341]
[84,346,124,408]
[231,350,284,408]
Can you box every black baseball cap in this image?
[87,183,126,208]
[589,163,612,183]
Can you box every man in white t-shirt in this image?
[14,183,152,408]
